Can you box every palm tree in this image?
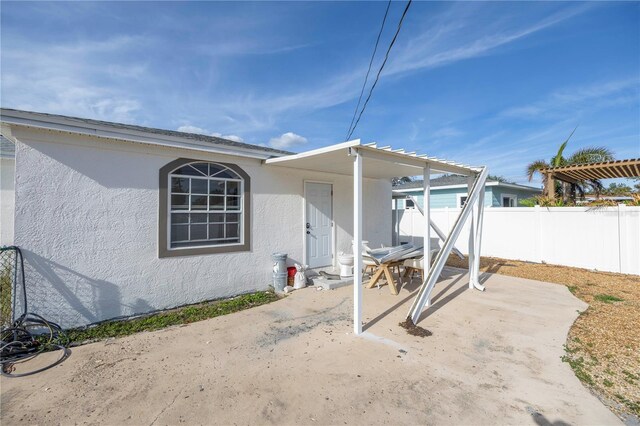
[526,127,614,202]
[487,174,515,184]
[391,176,413,186]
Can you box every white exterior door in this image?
[305,182,333,268]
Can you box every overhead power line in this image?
[345,0,392,141]
[346,0,413,142]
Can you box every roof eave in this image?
[0,109,286,160]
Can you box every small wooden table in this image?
[366,260,404,295]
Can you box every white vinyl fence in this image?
[393,206,640,275]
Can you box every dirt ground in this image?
[1,268,621,425]
[447,255,640,421]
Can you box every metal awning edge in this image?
[264,140,481,176]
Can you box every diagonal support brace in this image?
[406,167,488,325]
[404,194,465,260]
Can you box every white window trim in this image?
[501,193,518,207]
[404,197,415,209]
[168,163,244,251]
[456,193,468,209]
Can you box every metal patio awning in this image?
[265,139,488,335]
[264,139,480,178]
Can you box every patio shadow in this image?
[363,270,466,331]
[416,272,468,323]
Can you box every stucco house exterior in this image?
[0,108,487,331]
[0,107,479,331]
[0,109,404,327]
[0,136,15,246]
[393,175,541,209]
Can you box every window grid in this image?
[169,163,243,248]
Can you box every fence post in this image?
[617,203,626,274]
[534,205,541,263]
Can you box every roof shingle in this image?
[0,108,292,157]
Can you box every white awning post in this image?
[352,148,363,335]
[467,175,476,289]
[423,164,431,305]
[473,183,486,291]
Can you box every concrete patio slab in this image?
[0,268,620,425]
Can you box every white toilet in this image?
[338,253,354,277]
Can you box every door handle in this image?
[306,230,310,234]
[306,223,311,229]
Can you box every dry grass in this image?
[447,255,640,419]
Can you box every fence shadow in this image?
[20,250,131,328]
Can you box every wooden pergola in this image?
[539,158,640,199]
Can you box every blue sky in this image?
[2,1,639,185]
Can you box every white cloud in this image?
[431,126,464,139]
[386,4,591,77]
[211,132,244,143]
[268,132,308,149]
[0,3,594,137]
[177,125,209,134]
[501,78,639,119]
[176,125,244,142]
[1,35,147,123]
[187,4,592,134]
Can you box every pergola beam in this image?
[540,158,640,182]
[551,171,580,185]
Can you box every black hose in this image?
[1,312,70,377]
[0,247,70,377]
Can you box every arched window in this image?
[159,159,250,257]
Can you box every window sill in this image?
[159,241,250,258]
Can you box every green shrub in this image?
[593,294,624,304]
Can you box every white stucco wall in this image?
[12,128,391,328]
[0,156,15,246]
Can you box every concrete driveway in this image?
[1,268,620,425]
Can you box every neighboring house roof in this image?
[393,175,541,192]
[0,108,292,160]
[0,135,15,158]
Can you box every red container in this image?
[287,266,297,277]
